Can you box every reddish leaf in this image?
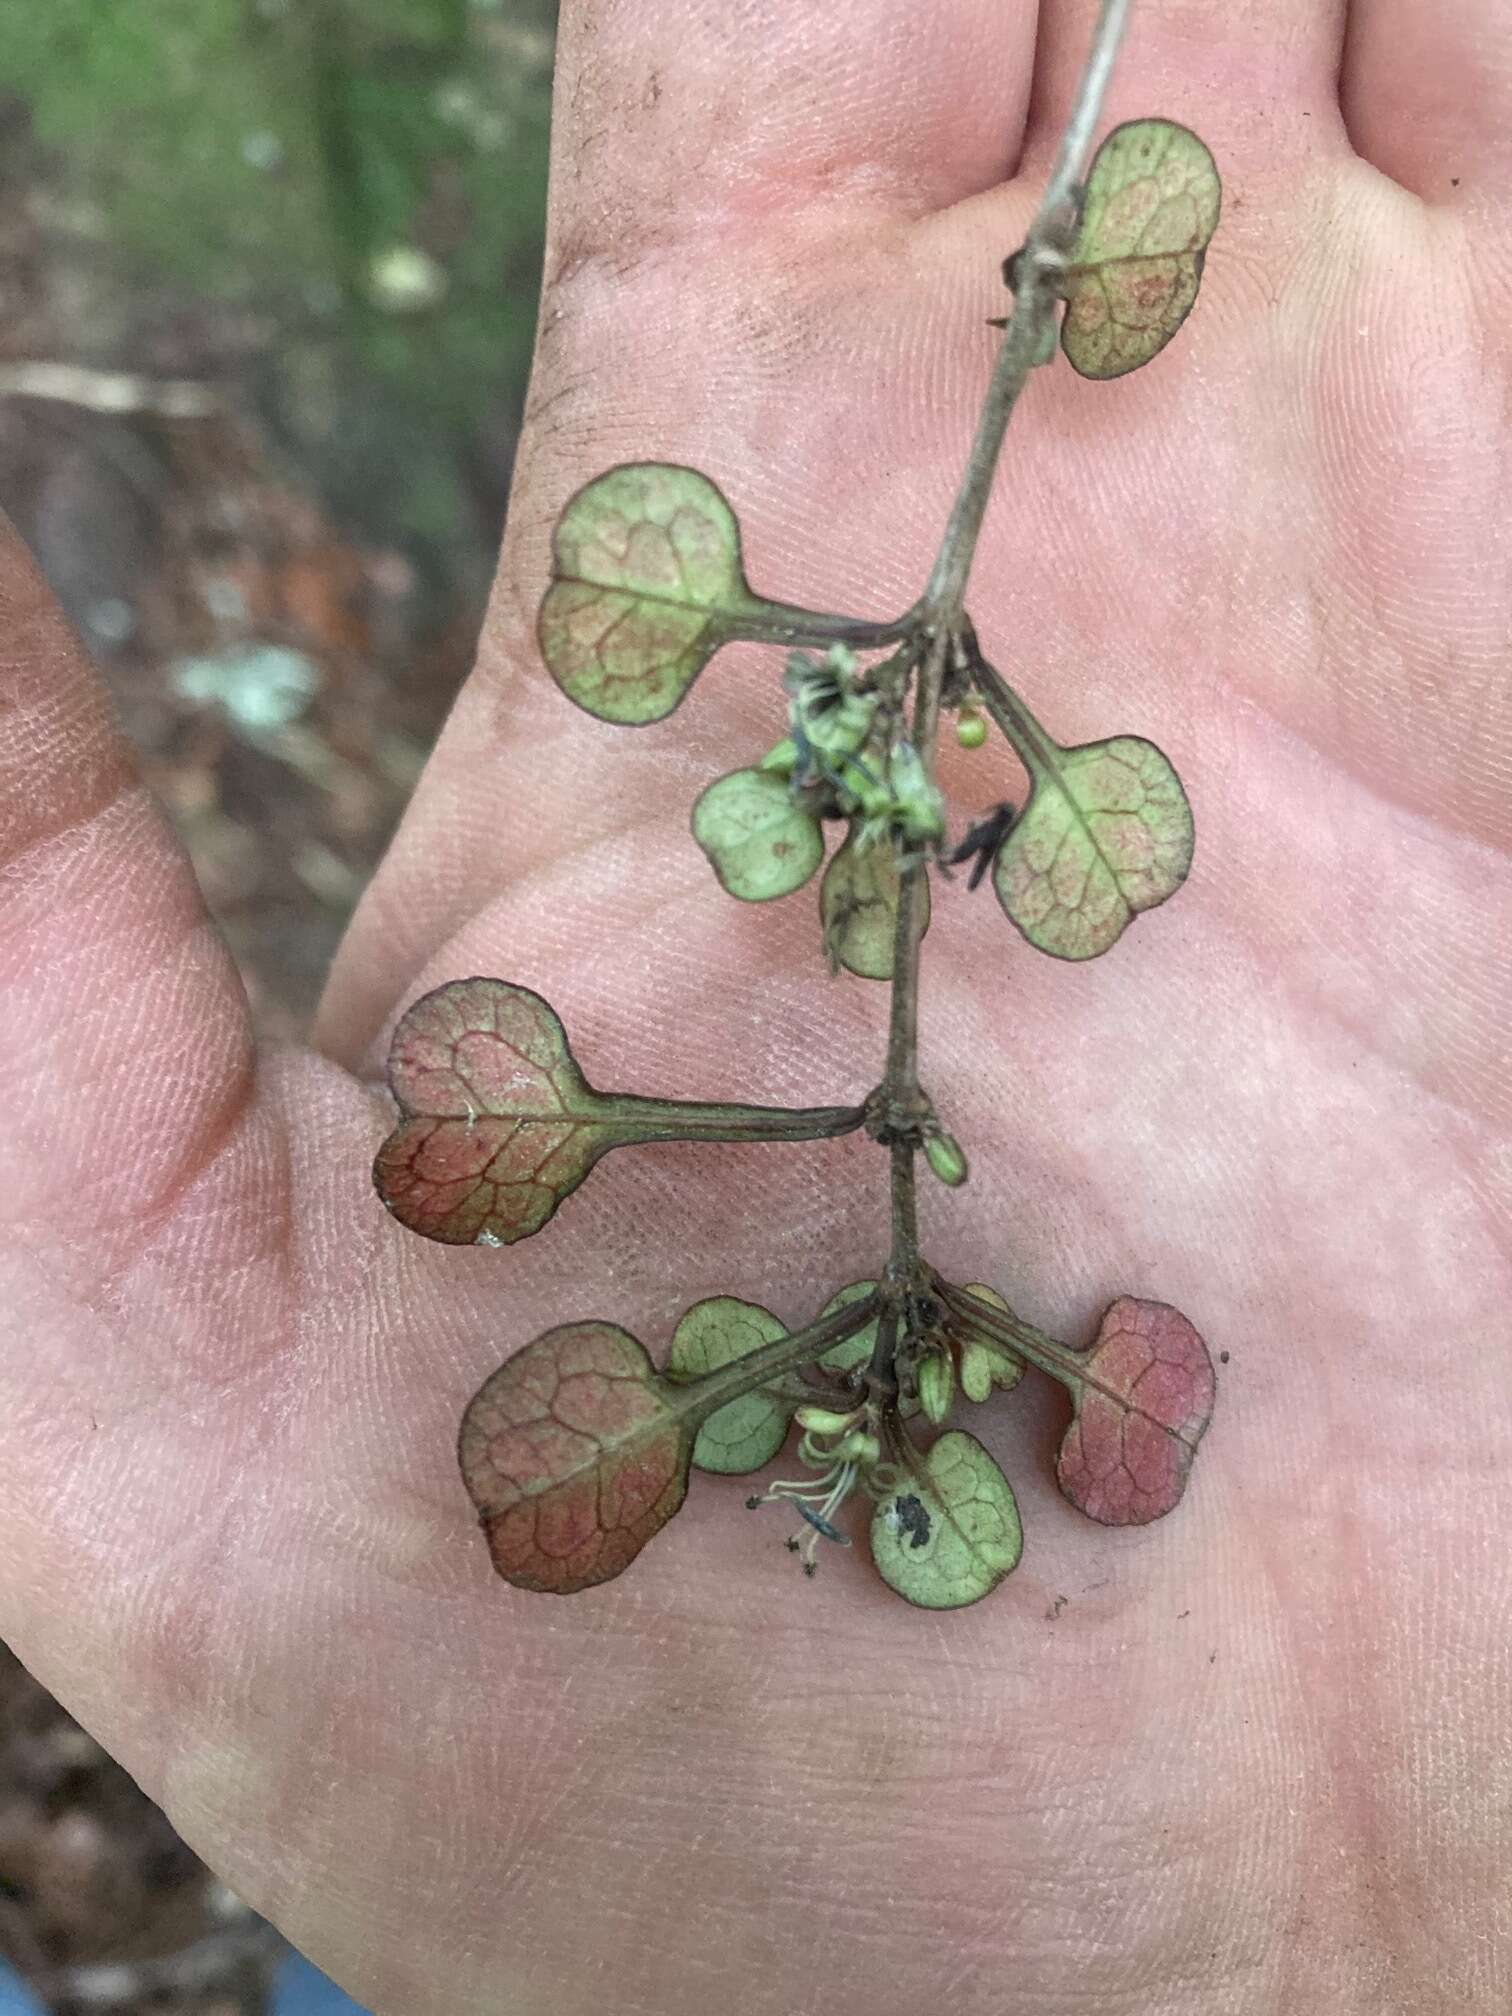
[374,978,864,1247]
[375,978,610,1246]
[459,1295,879,1594]
[1056,1298,1215,1524]
[939,1284,1215,1526]
[459,1323,694,1594]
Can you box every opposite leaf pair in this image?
[373,99,1224,1610]
[454,1283,1215,1608]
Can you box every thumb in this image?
[0,518,255,1280]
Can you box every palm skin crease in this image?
[0,2,1509,2012]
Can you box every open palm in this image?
[2,2,1508,2010]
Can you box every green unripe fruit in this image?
[956,713,988,750]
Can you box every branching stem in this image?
[922,0,1131,623]
[872,0,1134,1376]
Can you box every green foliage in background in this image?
[8,0,554,584]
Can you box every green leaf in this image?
[665,1296,792,1474]
[692,768,825,902]
[816,1282,881,1374]
[870,1432,1022,1609]
[992,733,1194,961]
[1062,119,1220,380]
[538,464,766,724]
[374,978,864,1247]
[820,827,928,979]
[460,1322,697,1594]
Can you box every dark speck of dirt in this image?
[893,1494,931,1549]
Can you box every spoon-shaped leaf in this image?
[1056,1298,1216,1524]
[374,978,865,1247]
[538,464,905,724]
[540,465,762,724]
[461,1294,880,1593]
[460,1322,695,1594]
[871,1432,1022,1610]
[991,733,1193,960]
[692,768,825,902]
[1061,120,1221,380]
[665,1296,791,1474]
[940,1284,1216,1526]
[975,663,1193,960]
[819,827,928,979]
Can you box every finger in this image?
[0,519,254,1279]
[1342,0,1512,204]
[549,0,1040,253]
[1024,0,1351,173]
[319,2,1044,1063]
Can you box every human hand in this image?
[2,2,1508,2010]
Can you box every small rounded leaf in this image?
[817,1281,880,1374]
[819,827,929,980]
[539,464,764,723]
[692,768,825,902]
[665,1296,791,1474]
[374,978,609,1246]
[459,1322,694,1594]
[1057,1298,1216,1524]
[871,1433,1022,1610]
[993,735,1194,960]
[1062,120,1220,380]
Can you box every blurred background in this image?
[0,0,554,2007]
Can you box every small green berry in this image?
[956,712,988,750]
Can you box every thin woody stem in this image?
[921,0,1132,622]
[873,0,1136,1371]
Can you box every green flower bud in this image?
[835,1430,882,1467]
[794,1404,857,1437]
[924,1132,968,1187]
[917,1347,955,1426]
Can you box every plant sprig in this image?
[374,0,1222,1610]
